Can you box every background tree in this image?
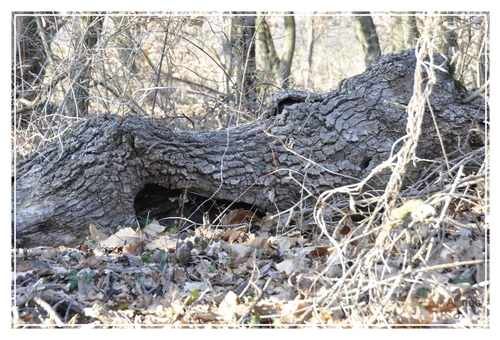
[13,13,67,117]
[13,15,46,99]
[391,12,420,53]
[224,13,257,111]
[305,14,315,89]
[255,13,279,79]
[256,12,296,88]
[60,15,103,117]
[353,12,381,68]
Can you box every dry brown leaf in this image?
[339,208,354,235]
[268,235,296,252]
[230,243,252,260]
[259,212,277,231]
[218,290,239,323]
[222,229,243,243]
[143,219,165,238]
[89,224,108,241]
[123,240,146,255]
[247,236,267,249]
[193,312,220,322]
[40,248,58,261]
[221,208,260,225]
[308,246,330,256]
[146,234,178,251]
[99,227,143,248]
[275,260,293,275]
[280,298,312,323]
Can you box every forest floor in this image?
[12,148,489,328]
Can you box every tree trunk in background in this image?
[305,15,315,89]
[14,15,46,98]
[62,15,103,117]
[15,49,484,248]
[256,12,279,77]
[353,12,382,68]
[13,14,65,117]
[391,12,420,53]
[113,16,140,75]
[256,12,296,89]
[277,13,296,88]
[229,13,257,109]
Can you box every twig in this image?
[410,259,486,274]
[463,80,489,104]
[32,296,65,326]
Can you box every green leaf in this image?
[139,218,153,229]
[247,314,261,324]
[160,250,170,263]
[82,271,95,283]
[65,270,79,292]
[272,318,283,327]
[43,277,56,290]
[109,272,119,283]
[164,226,178,234]
[410,301,424,309]
[43,277,54,284]
[209,262,216,273]
[201,239,209,250]
[133,273,145,285]
[141,253,152,263]
[453,277,472,284]
[416,287,431,298]
[118,303,130,310]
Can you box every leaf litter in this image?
[12,167,489,329]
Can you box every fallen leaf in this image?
[99,227,143,248]
[248,236,267,249]
[275,259,295,275]
[218,291,239,323]
[222,229,243,243]
[147,235,178,251]
[89,224,108,241]
[221,209,260,225]
[143,219,165,238]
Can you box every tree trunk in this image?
[277,12,296,88]
[14,15,46,95]
[353,12,382,68]
[256,12,296,89]
[61,15,103,117]
[305,15,315,89]
[240,14,257,108]
[14,49,484,248]
[391,12,420,53]
[256,12,279,77]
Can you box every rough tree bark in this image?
[14,49,484,247]
[353,12,382,68]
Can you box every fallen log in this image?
[14,49,484,247]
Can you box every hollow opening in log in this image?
[133,184,264,229]
[360,156,372,170]
[133,184,183,226]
